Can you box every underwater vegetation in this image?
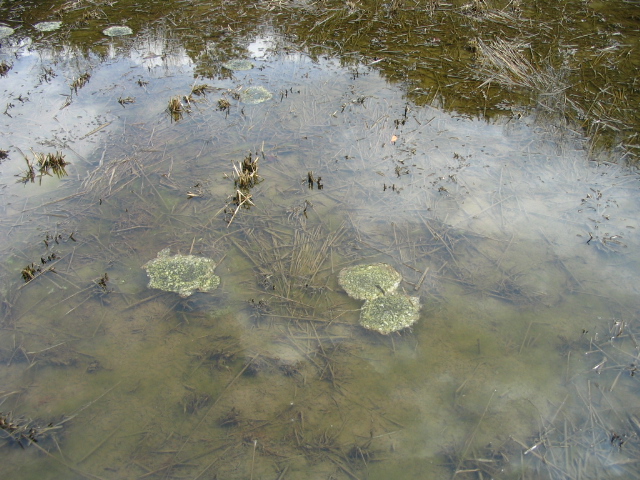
[223,59,254,71]
[338,263,402,300]
[143,248,220,297]
[239,86,272,105]
[34,22,62,32]
[0,26,14,38]
[359,292,422,335]
[339,263,422,333]
[102,25,132,36]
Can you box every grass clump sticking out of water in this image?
[35,151,70,179]
[17,150,69,184]
[225,151,262,226]
[166,95,189,122]
[233,151,261,189]
[0,61,11,76]
[190,83,213,96]
[70,72,91,93]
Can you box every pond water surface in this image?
[1,1,640,479]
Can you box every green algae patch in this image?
[360,293,421,335]
[223,59,254,71]
[338,263,402,300]
[0,26,15,38]
[34,22,62,32]
[142,248,220,297]
[239,86,272,104]
[103,26,133,37]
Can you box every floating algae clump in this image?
[360,293,421,335]
[103,26,133,36]
[338,263,401,300]
[239,86,272,104]
[34,22,62,32]
[0,26,15,38]
[223,59,254,71]
[143,248,220,297]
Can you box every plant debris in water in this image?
[35,151,69,179]
[1,1,639,479]
[233,151,261,189]
[17,151,69,184]
[225,189,254,226]
[117,96,135,106]
[181,391,211,415]
[142,248,220,297]
[102,26,132,37]
[17,157,36,184]
[359,292,421,334]
[21,253,57,283]
[218,407,240,427]
[0,412,62,448]
[338,263,402,300]
[34,22,62,32]
[239,86,272,104]
[190,84,213,96]
[0,61,11,76]
[70,72,91,93]
[95,272,110,293]
[217,97,231,114]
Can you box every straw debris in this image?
[474,37,569,96]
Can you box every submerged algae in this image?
[34,22,62,32]
[0,26,14,38]
[103,26,133,37]
[360,293,422,335]
[239,86,272,104]
[223,59,254,71]
[142,248,220,297]
[338,263,402,301]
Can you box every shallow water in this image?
[1,1,640,479]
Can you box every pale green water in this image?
[1,1,640,479]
